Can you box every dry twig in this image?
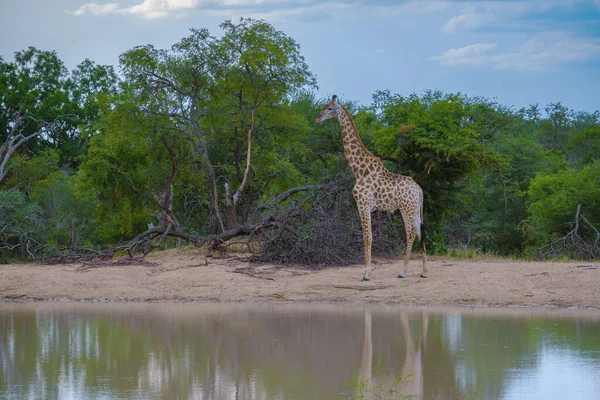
[537,205,600,260]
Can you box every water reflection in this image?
[1,303,599,400]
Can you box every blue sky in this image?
[1,0,599,112]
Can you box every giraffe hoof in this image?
[361,277,371,282]
[420,274,428,278]
[397,273,406,279]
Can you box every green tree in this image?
[0,189,43,260]
[442,100,568,255]
[61,59,119,168]
[119,18,316,234]
[77,97,192,245]
[527,161,600,242]
[568,125,600,166]
[367,90,503,227]
[539,102,573,153]
[0,48,67,182]
[1,48,117,179]
[30,171,99,250]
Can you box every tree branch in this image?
[252,183,331,215]
[536,204,600,260]
[233,108,254,206]
[0,111,60,182]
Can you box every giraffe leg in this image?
[398,230,416,278]
[359,209,373,281]
[420,231,428,278]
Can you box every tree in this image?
[0,48,67,182]
[0,112,59,182]
[539,102,573,154]
[77,98,193,246]
[30,171,99,250]
[119,18,316,234]
[366,90,503,226]
[0,189,43,259]
[568,125,600,166]
[0,49,118,182]
[61,59,119,168]
[527,161,600,242]
[213,19,315,228]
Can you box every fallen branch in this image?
[536,205,600,260]
[39,179,406,266]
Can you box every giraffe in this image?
[315,95,427,281]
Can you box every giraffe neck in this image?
[338,106,381,178]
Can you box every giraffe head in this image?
[315,95,342,124]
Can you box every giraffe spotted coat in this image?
[316,95,427,281]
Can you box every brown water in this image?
[1,302,599,400]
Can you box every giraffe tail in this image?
[420,222,426,252]
[418,193,426,252]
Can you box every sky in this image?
[1,0,600,113]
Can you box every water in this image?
[1,302,599,400]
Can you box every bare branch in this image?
[232,108,254,207]
[537,205,600,260]
[252,183,331,215]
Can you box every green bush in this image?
[527,161,600,243]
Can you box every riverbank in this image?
[1,249,599,308]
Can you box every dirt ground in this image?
[1,249,599,309]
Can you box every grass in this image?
[342,358,415,400]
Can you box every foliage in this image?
[77,100,187,244]
[31,172,99,250]
[527,161,600,244]
[0,172,99,260]
[366,90,505,227]
[0,48,117,172]
[0,189,43,260]
[3,148,60,191]
[568,125,600,165]
[118,18,316,233]
[1,21,600,261]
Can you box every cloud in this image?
[72,2,120,16]
[440,0,590,34]
[595,0,600,8]
[72,0,203,19]
[128,0,202,19]
[430,36,600,71]
[430,43,498,66]
[442,12,493,34]
[69,0,451,20]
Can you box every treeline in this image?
[1,18,599,262]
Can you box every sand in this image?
[1,249,599,309]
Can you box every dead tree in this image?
[536,205,600,260]
[250,178,407,266]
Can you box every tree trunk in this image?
[224,108,255,231]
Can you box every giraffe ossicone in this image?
[315,95,428,281]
